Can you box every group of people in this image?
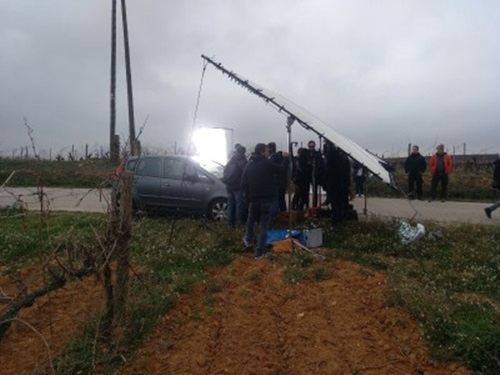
[404,144,453,202]
[291,139,365,212]
[224,141,499,259]
[404,144,500,218]
[223,142,290,259]
[223,142,288,229]
[223,140,361,259]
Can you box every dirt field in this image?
[0,265,105,374]
[1,252,471,374]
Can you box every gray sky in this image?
[1,0,499,159]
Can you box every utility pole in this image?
[121,0,137,155]
[109,0,118,162]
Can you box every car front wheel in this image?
[207,198,227,221]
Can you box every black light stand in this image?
[286,115,294,235]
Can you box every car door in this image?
[183,160,214,212]
[133,157,163,208]
[160,157,190,210]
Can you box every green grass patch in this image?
[0,209,105,264]
[0,158,117,188]
[282,250,334,284]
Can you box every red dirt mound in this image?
[123,256,469,374]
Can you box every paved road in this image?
[0,187,109,213]
[1,187,498,225]
[349,196,498,225]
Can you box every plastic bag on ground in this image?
[399,221,425,244]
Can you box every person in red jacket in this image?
[429,144,453,202]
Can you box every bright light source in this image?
[192,127,227,165]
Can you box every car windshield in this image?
[191,157,224,179]
[125,158,139,172]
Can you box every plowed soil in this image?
[0,255,470,374]
[123,255,469,374]
[0,266,105,374]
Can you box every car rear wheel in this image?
[207,198,227,221]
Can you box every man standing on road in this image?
[241,143,290,259]
[484,156,500,219]
[429,144,453,202]
[404,145,426,200]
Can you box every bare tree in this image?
[23,118,39,160]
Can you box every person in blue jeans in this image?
[484,199,500,219]
[241,143,290,259]
[223,145,247,226]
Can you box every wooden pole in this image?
[120,0,137,155]
[109,0,118,162]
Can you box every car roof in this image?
[126,155,189,160]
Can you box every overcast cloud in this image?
[1,0,499,159]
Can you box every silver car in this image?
[119,155,228,221]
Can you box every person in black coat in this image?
[484,156,500,219]
[404,145,427,200]
[241,143,290,259]
[292,147,311,210]
[267,142,287,217]
[324,144,351,225]
[493,157,500,188]
[352,160,366,198]
[223,145,247,226]
[307,140,324,207]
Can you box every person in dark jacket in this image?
[352,160,366,198]
[267,142,287,218]
[241,143,290,259]
[307,140,324,207]
[404,145,427,200]
[320,139,333,206]
[292,147,311,210]
[223,145,247,226]
[324,144,351,225]
[276,151,288,213]
[493,157,500,188]
[484,156,500,219]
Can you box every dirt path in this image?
[123,255,469,374]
